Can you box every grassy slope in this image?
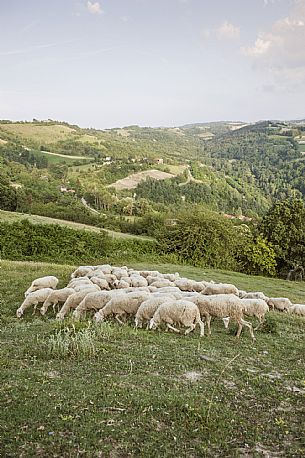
[0,260,304,457]
[0,210,154,241]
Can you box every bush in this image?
[0,219,109,263]
[236,231,277,276]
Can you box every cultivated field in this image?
[0,260,304,457]
[108,169,176,190]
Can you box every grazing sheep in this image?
[24,276,58,297]
[267,297,292,312]
[163,272,180,282]
[96,264,113,275]
[149,300,205,337]
[130,276,148,288]
[72,282,100,293]
[150,279,174,289]
[189,294,255,340]
[192,281,210,293]
[146,275,163,285]
[56,287,100,320]
[40,287,75,316]
[240,291,268,301]
[113,279,131,289]
[17,288,53,318]
[288,304,305,316]
[140,271,162,279]
[174,278,196,292]
[135,295,175,328]
[71,266,93,278]
[90,276,110,290]
[202,283,239,296]
[112,267,129,280]
[72,290,121,320]
[94,291,150,324]
[237,298,269,330]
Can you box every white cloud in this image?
[203,20,240,42]
[216,21,240,40]
[87,1,103,15]
[242,0,305,88]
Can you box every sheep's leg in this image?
[32,301,39,315]
[238,318,256,341]
[185,323,196,335]
[115,314,124,325]
[56,301,72,320]
[235,321,243,338]
[254,315,264,331]
[197,319,205,337]
[206,315,211,336]
[166,323,180,333]
[52,301,60,314]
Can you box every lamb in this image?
[56,286,101,320]
[24,276,58,297]
[40,287,75,315]
[135,295,175,328]
[149,300,205,337]
[94,291,150,324]
[288,304,305,316]
[17,288,53,318]
[202,283,239,296]
[267,297,292,312]
[189,294,255,340]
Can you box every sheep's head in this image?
[222,317,230,329]
[16,307,23,318]
[94,311,104,323]
[149,318,157,330]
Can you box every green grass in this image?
[0,259,304,457]
[0,210,154,241]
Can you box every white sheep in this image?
[163,272,180,282]
[24,276,58,297]
[17,288,53,318]
[240,291,268,301]
[224,298,269,330]
[130,276,148,288]
[288,304,305,316]
[72,282,100,293]
[90,276,110,290]
[56,286,100,320]
[150,279,174,289]
[135,295,175,328]
[72,290,121,320]
[71,266,94,278]
[149,300,205,337]
[267,297,292,312]
[189,294,255,340]
[40,287,75,316]
[202,283,239,296]
[112,267,129,280]
[174,278,196,292]
[94,291,150,324]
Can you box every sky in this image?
[0,0,304,128]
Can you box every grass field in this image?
[0,260,304,457]
[0,123,76,144]
[0,210,154,241]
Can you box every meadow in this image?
[0,259,304,457]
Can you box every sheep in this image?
[140,270,162,279]
[17,288,53,318]
[72,290,121,320]
[90,276,110,290]
[113,279,131,289]
[24,276,58,297]
[163,272,180,282]
[72,282,100,293]
[189,294,255,340]
[267,297,292,312]
[146,275,163,285]
[112,267,129,280]
[225,298,269,330]
[150,279,174,289]
[94,291,150,324]
[56,287,100,320]
[202,283,239,296]
[288,304,305,316]
[96,264,112,275]
[135,295,175,328]
[129,276,148,288]
[192,281,210,293]
[240,291,268,301]
[149,300,205,337]
[71,266,94,278]
[174,278,196,292]
[40,287,75,316]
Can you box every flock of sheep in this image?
[16,264,305,340]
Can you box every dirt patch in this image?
[108,169,176,190]
[182,371,203,382]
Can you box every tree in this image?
[260,198,305,273]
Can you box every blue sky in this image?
[0,0,304,128]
